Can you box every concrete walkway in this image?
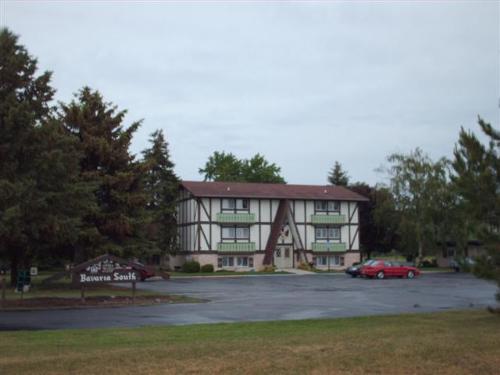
[277,268,317,275]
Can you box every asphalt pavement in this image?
[0,273,497,330]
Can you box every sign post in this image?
[132,280,136,303]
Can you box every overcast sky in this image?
[3,1,499,185]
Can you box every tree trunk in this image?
[416,241,424,266]
[73,245,85,264]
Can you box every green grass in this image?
[1,310,499,374]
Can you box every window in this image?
[316,256,328,266]
[221,225,250,241]
[222,198,249,212]
[219,256,234,267]
[218,256,253,268]
[237,257,248,267]
[315,201,340,213]
[315,226,341,241]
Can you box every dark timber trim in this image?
[348,203,351,250]
[197,199,201,251]
[263,199,288,265]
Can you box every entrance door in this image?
[274,246,293,269]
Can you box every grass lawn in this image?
[1,310,499,374]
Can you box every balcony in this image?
[310,214,346,225]
[217,242,256,252]
[216,213,256,224]
[311,242,346,252]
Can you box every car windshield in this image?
[362,260,375,266]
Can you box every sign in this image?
[71,254,143,285]
[78,270,138,284]
[30,267,38,276]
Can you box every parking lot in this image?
[0,272,497,330]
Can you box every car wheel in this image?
[407,271,415,279]
[376,271,385,279]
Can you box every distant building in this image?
[171,181,368,271]
[436,240,486,268]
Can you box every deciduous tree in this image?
[199,152,285,183]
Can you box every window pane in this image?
[316,201,327,211]
[222,199,235,209]
[236,227,249,239]
[239,257,248,266]
[228,257,234,266]
[236,199,249,209]
[333,227,340,239]
[328,201,340,211]
[222,227,235,238]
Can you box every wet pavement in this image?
[0,273,497,330]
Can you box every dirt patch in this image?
[0,295,182,311]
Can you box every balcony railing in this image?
[310,214,346,225]
[216,213,256,224]
[311,242,346,252]
[217,242,256,252]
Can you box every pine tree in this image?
[328,161,349,186]
[59,87,147,261]
[0,29,93,284]
[142,130,179,259]
[452,117,500,305]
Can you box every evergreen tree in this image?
[452,117,499,304]
[142,129,179,259]
[59,87,147,261]
[328,162,349,186]
[0,29,92,284]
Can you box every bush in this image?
[297,261,313,271]
[200,264,214,273]
[419,259,437,268]
[182,260,200,273]
[259,265,275,273]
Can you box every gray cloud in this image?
[4,1,499,185]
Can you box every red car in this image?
[360,260,420,279]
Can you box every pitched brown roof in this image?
[181,181,369,201]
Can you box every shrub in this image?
[200,264,214,273]
[182,260,200,273]
[297,261,313,271]
[259,265,275,273]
